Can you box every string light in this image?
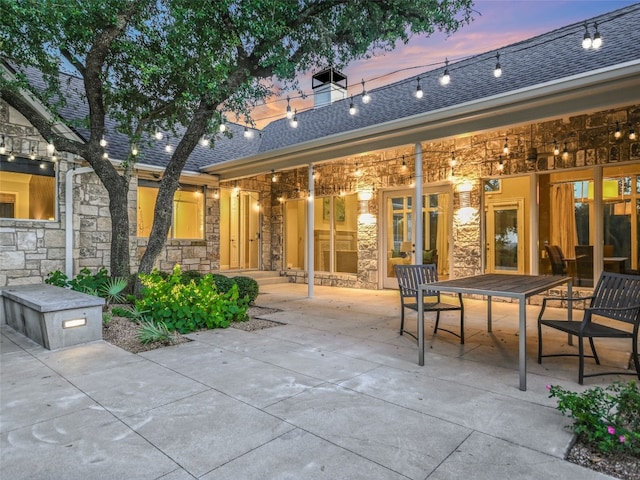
[562,142,569,159]
[582,23,592,49]
[614,122,622,139]
[553,140,560,156]
[219,114,227,132]
[592,22,602,49]
[8,152,15,161]
[503,137,509,155]
[29,147,36,160]
[440,59,450,86]
[200,136,210,146]
[630,124,637,141]
[285,96,293,119]
[131,144,138,156]
[271,169,277,182]
[494,53,502,78]
[99,136,107,147]
[401,155,407,170]
[450,151,457,167]
[51,150,57,161]
[154,129,163,140]
[102,151,109,159]
[497,155,504,172]
[46,142,55,155]
[415,77,423,98]
[361,80,371,104]
[349,96,356,115]
[355,162,361,176]
[290,109,298,128]
[0,135,5,154]
[244,126,253,139]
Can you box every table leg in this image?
[519,297,527,391]
[487,295,492,333]
[567,279,573,346]
[418,287,424,366]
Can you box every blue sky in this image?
[250,0,637,127]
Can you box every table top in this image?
[423,274,571,299]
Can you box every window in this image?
[0,157,56,220]
[137,183,204,239]
[314,194,358,273]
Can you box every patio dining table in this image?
[418,274,573,391]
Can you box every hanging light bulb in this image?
[30,146,36,160]
[131,144,138,156]
[51,151,57,162]
[349,96,356,115]
[494,52,502,78]
[102,151,109,159]
[409,175,415,187]
[355,162,361,176]
[553,140,560,156]
[361,79,371,104]
[629,124,637,141]
[200,136,210,147]
[450,151,457,167]
[271,170,277,183]
[497,155,504,172]
[415,77,423,98]
[582,23,592,49]
[244,126,253,139]
[164,142,173,153]
[219,115,226,132]
[401,155,407,171]
[614,122,622,139]
[290,109,298,128]
[562,142,569,159]
[440,59,450,86]
[8,152,15,161]
[592,22,602,49]
[503,137,509,155]
[0,135,5,155]
[154,129,163,141]
[285,96,293,119]
[99,136,107,147]
[46,142,55,155]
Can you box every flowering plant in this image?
[547,381,639,455]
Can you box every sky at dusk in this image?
[249,0,638,128]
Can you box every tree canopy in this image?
[0,0,474,278]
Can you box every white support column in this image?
[307,164,314,297]
[414,143,424,263]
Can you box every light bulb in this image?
[271,170,277,183]
[614,122,621,139]
[450,152,457,167]
[219,122,226,133]
[290,110,298,128]
[553,140,560,156]
[494,53,502,78]
[416,77,423,98]
[154,129,163,140]
[47,142,55,154]
[200,136,210,147]
[165,143,173,153]
[102,151,108,159]
[503,138,509,155]
[244,126,253,139]
[562,142,569,159]
[440,59,450,86]
[285,96,293,119]
[497,156,504,171]
[592,23,602,49]
[349,96,356,115]
[361,80,371,104]
[99,136,107,147]
[0,136,5,155]
[630,126,637,141]
[131,145,138,156]
[582,24,592,49]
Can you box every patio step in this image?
[220,270,289,286]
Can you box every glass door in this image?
[220,189,260,271]
[485,199,525,274]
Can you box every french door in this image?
[485,199,525,274]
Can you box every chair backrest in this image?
[575,245,594,277]
[395,264,439,299]
[590,272,640,325]
[545,245,566,275]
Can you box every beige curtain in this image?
[550,183,578,258]
[436,193,450,276]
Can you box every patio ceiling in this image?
[202,60,640,181]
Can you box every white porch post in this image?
[307,163,314,297]
[529,175,539,275]
[414,143,424,263]
[593,165,604,282]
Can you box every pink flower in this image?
[607,426,616,435]
[619,435,626,443]
[546,384,552,390]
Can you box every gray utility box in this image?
[1,284,104,350]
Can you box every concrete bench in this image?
[1,284,104,349]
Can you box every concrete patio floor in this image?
[1,283,635,479]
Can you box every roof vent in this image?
[312,68,347,109]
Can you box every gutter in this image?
[65,165,94,278]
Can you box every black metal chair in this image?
[545,245,567,275]
[395,264,464,344]
[537,271,640,384]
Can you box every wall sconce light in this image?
[357,189,373,201]
[62,318,87,329]
[457,181,473,208]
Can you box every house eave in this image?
[202,60,640,180]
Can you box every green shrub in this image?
[136,265,248,334]
[232,276,259,304]
[46,267,127,305]
[548,381,640,455]
[212,274,234,293]
[181,270,204,284]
